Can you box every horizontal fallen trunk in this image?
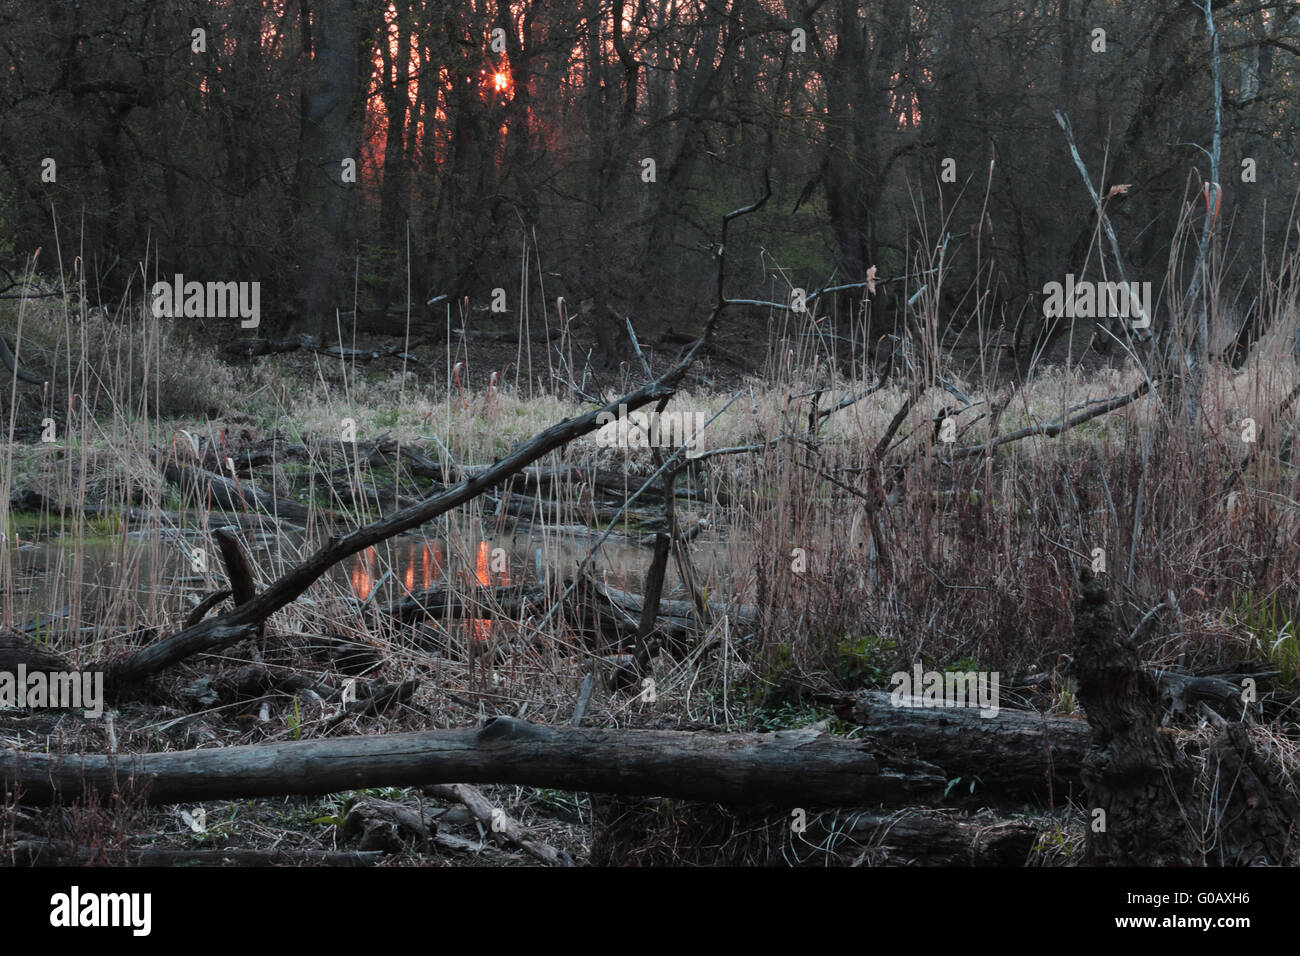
[222,334,318,357]
[1,717,944,807]
[0,628,73,672]
[8,488,281,531]
[0,333,43,385]
[162,462,313,524]
[598,581,759,632]
[802,809,1044,866]
[833,690,1091,800]
[376,584,547,624]
[9,839,384,867]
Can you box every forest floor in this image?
[3,295,1299,866]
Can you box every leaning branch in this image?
[941,378,1157,463]
[104,175,773,688]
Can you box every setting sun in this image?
[493,71,510,93]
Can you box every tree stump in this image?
[1071,570,1199,865]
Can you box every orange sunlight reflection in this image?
[348,541,508,644]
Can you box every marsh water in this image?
[1,520,736,633]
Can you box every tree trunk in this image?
[834,689,1091,801]
[291,0,363,340]
[1071,570,1199,865]
[1,717,944,807]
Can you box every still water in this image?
[1,522,731,634]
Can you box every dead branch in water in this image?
[101,175,772,690]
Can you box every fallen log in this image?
[376,584,546,624]
[803,809,1044,866]
[598,581,759,632]
[9,839,384,866]
[1,716,944,807]
[832,690,1091,800]
[0,628,74,672]
[0,333,43,385]
[221,335,317,358]
[162,462,313,524]
[343,795,434,852]
[8,488,281,531]
[1068,571,1300,865]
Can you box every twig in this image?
[941,378,1158,463]
[1053,110,1152,340]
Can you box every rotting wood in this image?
[9,838,384,867]
[423,782,569,865]
[803,809,1043,866]
[598,581,759,633]
[183,589,233,627]
[0,629,73,673]
[832,690,1091,801]
[375,584,546,624]
[0,715,944,807]
[0,333,43,385]
[634,532,672,671]
[342,795,434,852]
[8,488,280,531]
[162,462,313,524]
[1072,568,1199,865]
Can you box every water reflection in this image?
[349,539,516,643]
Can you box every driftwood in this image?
[0,715,943,807]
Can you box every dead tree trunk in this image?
[1071,570,1199,865]
[0,716,943,807]
[833,690,1091,801]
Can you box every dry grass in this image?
[2,206,1300,866]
